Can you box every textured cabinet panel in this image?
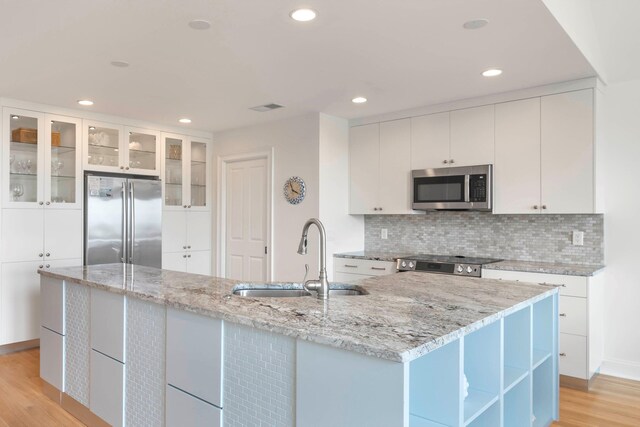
[166,385,221,427]
[41,277,65,334]
[90,349,125,427]
[40,326,64,390]
[166,308,222,407]
[90,288,126,362]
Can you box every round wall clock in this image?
[283,176,306,205]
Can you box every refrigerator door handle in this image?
[121,182,127,263]
[129,182,135,263]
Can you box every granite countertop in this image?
[39,264,557,363]
[333,251,411,262]
[483,260,605,277]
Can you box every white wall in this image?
[597,79,640,380]
[212,114,320,282]
[318,114,365,280]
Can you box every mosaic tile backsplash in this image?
[365,213,604,265]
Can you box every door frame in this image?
[217,149,273,281]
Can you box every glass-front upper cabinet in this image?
[3,108,82,209]
[83,121,160,176]
[162,134,210,210]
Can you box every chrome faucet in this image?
[297,218,329,299]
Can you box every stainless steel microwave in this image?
[412,164,492,211]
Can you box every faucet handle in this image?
[303,263,309,284]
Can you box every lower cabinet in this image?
[40,326,64,390]
[90,349,125,427]
[166,385,222,427]
[1,260,43,344]
[162,250,211,275]
[333,257,396,283]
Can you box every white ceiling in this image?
[0,0,594,133]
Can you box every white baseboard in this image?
[600,358,640,381]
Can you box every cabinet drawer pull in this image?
[344,264,358,268]
[560,284,566,287]
[443,160,448,164]
[559,353,566,357]
[533,205,539,210]
[39,265,44,269]
[45,264,50,268]
[371,267,386,271]
[559,313,567,317]
[542,205,547,210]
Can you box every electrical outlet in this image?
[572,230,584,246]
[381,228,388,240]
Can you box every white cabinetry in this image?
[162,210,211,274]
[333,257,397,284]
[349,119,411,214]
[40,277,65,393]
[482,269,604,388]
[90,349,125,427]
[494,89,596,214]
[410,112,450,170]
[449,105,495,167]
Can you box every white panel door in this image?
[187,211,211,251]
[166,385,222,427]
[494,98,542,214]
[162,252,187,272]
[379,119,412,214]
[90,289,126,363]
[0,261,42,344]
[44,209,82,260]
[90,349,125,427]
[1,208,43,262]
[411,112,451,170]
[450,105,495,167]
[349,123,379,214]
[41,277,65,334]
[187,250,211,276]
[559,333,588,379]
[162,210,187,253]
[225,158,268,281]
[40,326,64,390]
[541,89,594,214]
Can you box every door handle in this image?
[129,182,135,263]
[371,267,386,271]
[121,182,127,263]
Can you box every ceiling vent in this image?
[249,103,284,112]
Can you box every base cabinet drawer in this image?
[90,349,124,427]
[559,333,587,379]
[334,258,396,276]
[41,278,65,334]
[40,326,64,390]
[559,296,587,336]
[90,289,126,362]
[166,385,221,427]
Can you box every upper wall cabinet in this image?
[163,133,211,211]
[494,89,595,214]
[410,106,494,170]
[3,108,82,209]
[83,120,161,176]
[349,119,412,215]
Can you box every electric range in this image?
[395,254,502,278]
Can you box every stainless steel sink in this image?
[232,284,367,298]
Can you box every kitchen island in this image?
[39,264,558,427]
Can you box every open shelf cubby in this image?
[533,297,554,370]
[504,306,531,392]
[533,357,555,427]
[466,401,500,427]
[504,373,532,426]
[410,339,460,427]
[463,320,500,425]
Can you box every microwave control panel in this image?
[469,174,487,202]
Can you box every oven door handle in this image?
[464,175,470,202]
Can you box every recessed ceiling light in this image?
[290,8,317,22]
[89,126,96,130]
[179,118,192,124]
[111,60,129,68]
[78,100,94,106]
[463,19,489,30]
[188,19,211,30]
[352,96,367,104]
[482,68,502,77]
[11,115,19,120]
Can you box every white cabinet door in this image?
[41,277,65,334]
[166,385,222,427]
[90,349,124,427]
[187,211,211,251]
[90,289,126,363]
[162,210,187,253]
[187,251,211,276]
[411,112,450,170]
[0,261,42,344]
[83,120,125,174]
[44,209,82,261]
[559,296,587,336]
[162,252,188,272]
[1,208,43,262]
[166,308,223,407]
[379,119,412,214]
[45,114,83,210]
[559,333,588,379]
[541,89,594,214]
[450,105,495,167]
[494,98,542,214]
[124,126,161,177]
[349,123,379,214]
[40,326,64,390]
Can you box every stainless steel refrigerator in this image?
[85,174,162,268]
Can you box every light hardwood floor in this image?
[0,348,639,426]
